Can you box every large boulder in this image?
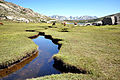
[102,17,112,25]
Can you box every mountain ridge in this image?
[49,15,97,20]
[0,0,51,22]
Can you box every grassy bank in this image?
[0,21,120,80]
[0,21,50,68]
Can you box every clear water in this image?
[67,23,85,25]
[0,36,61,80]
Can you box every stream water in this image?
[0,36,61,80]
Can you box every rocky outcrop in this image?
[99,15,120,25]
[0,0,51,22]
[91,13,120,26]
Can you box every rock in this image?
[6,16,14,20]
[111,16,117,25]
[85,23,92,26]
[102,15,120,25]
[102,17,112,25]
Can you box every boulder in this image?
[102,17,112,25]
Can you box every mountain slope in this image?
[0,0,51,22]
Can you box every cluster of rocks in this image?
[0,15,29,22]
[102,16,120,25]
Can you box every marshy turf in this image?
[0,21,120,80]
[0,21,49,68]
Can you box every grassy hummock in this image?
[27,73,93,80]
[0,21,50,68]
[0,21,120,80]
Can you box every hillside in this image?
[0,0,51,22]
[105,13,120,17]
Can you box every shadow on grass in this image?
[53,58,88,74]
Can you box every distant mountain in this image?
[0,0,51,22]
[49,15,97,20]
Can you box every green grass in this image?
[29,25,120,80]
[27,73,93,80]
[0,21,51,68]
[0,20,120,80]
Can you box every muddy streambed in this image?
[0,36,61,80]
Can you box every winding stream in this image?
[0,36,61,80]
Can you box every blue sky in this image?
[5,0,120,17]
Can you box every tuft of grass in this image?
[58,28,69,32]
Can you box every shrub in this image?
[59,28,69,32]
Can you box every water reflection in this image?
[0,36,61,80]
[0,52,38,78]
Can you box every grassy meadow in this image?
[0,21,50,68]
[0,21,120,80]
